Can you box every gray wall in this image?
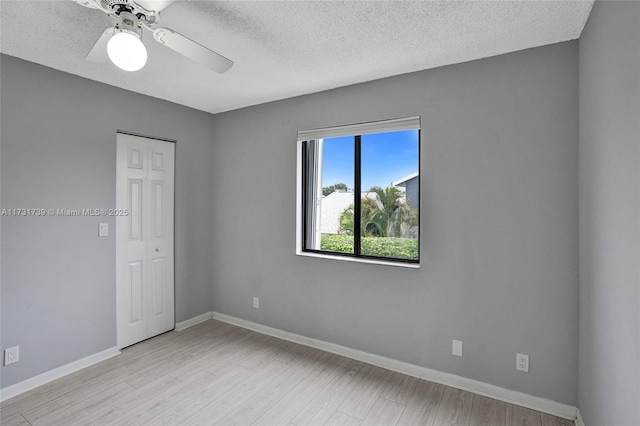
[210,42,579,404]
[578,2,640,425]
[0,55,213,388]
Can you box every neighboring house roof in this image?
[392,171,419,187]
[320,192,355,234]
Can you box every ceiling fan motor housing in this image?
[114,10,143,39]
[103,0,128,12]
[102,0,158,25]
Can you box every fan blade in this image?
[86,27,114,63]
[152,27,233,74]
[134,0,175,13]
[74,0,103,10]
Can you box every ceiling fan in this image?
[74,0,233,73]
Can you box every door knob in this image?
[155,248,160,252]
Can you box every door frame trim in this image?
[117,129,177,144]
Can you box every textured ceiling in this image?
[1,0,594,114]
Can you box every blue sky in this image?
[321,129,419,191]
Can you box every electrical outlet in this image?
[452,340,463,357]
[4,346,19,366]
[253,297,259,309]
[516,353,529,372]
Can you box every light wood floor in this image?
[1,319,574,426]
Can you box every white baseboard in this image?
[575,408,585,426]
[210,311,578,421]
[175,311,213,331]
[0,347,120,402]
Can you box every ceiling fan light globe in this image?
[107,32,147,72]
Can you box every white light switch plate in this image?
[452,340,463,357]
[99,223,108,237]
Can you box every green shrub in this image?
[320,234,418,260]
[320,234,354,254]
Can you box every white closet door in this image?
[116,133,175,349]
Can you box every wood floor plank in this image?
[432,387,474,426]
[242,337,296,371]
[0,412,32,426]
[324,411,363,425]
[469,394,506,426]
[291,360,366,425]
[169,360,292,425]
[397,379,445,426]
[66,373,180,425]
[337,364,394,419]
[379,371,419,405]
[102,370,219,426]
[252,355,355,426]
[506,404,543,426]
[137,366,258,425]
[540,412,575,426]
[361,397,405,425]
[215,348,332,425]
[24,380,135,425]
[1,351,140,417]
[165,327,257,379]
[200,331,277,376]
[126,327,261,389]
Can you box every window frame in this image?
[295,117,421,268]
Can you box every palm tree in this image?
[338,186,417,238]
[339,205,355,235]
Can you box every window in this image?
[296,117,420,265]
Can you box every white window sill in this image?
[296,250,420,269]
